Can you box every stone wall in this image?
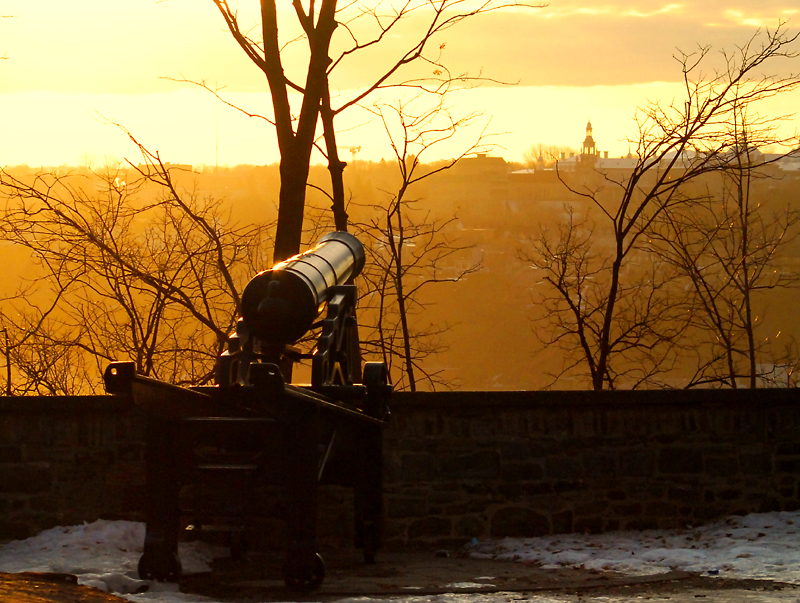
[0,396,145,540]
[1,389,799,547]
[383,389,800,547]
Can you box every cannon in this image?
[104,232,391,591]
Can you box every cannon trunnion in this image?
[104,233,391,591]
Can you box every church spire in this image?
[581,118,597,166]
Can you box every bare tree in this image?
[520,208,690,389]
[0,307,95,395]
[647,111,800,388]
[520,25,800,390]
[765,335,800,387]
[208,0,541,262]
[523,143,577,168]
[0,144,274,392]
[353,92,485,391]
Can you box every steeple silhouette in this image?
[580,119,598,167]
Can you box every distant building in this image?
[426,153,510,226]
[556,120,637,173]
[426,122,800,234]
[580,119,598,168]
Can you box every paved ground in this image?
[0,572,128,603]
[178,549,800,602]
[3,550,799,603]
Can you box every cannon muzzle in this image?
[240,232,365,345]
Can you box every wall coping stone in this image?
[0,388,797,413]
[390,389,800,408]
[0,396,130,414]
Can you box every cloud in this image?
[2,0,797,97]
[720,8,800,28]
[533,3,685,19]
[622,4,684,18]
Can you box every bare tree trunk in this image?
[594,254,623,390]
[387,191,417,391]
[274,155,312,261]
[321,91,349,231]
[259,0,336,261]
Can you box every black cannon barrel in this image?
[240,232,365,345]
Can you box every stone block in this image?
[466,496,496,513]
[408,516,451,539]
[448,418,471,439]
[546,455,583,479]
[573,516,603,534]
[756,496,781,513]
[529,441,560,458]
[387,497,428,518]
[105,462,145,487]
[496,483,522,499]
[0,518,38,541]
[463,482,496,496]
[117,443,145,462]
[428,490,463,506]
[704,456,740,478]
[490,506,548,538]
[501,461,544,481]
[26,494,61,514]
[715,488,743,501]
[585,453,618,477]
[776,442,800,455]
[551,510,573,534]
[611,502,643,517]
[667,485,702,505]
[443,503,468,515]
[620,449,655,476]
[0,463,52,494]
[644,501,678,519]
[400,452,438,482]
[741,452,771,475]
[521,481,554,496]
[0,446,22,463]
[691,504,727,523]
[442,451,500,481]
[382,518,409,541]
[469,418,498,440]
[658,447,703,474]
[574,500,609,516]
[554,480,585,494]
[623,481,664,501]
[455,515,487,538]
[624,518,661,531]
[499,441,531,461]
[776,458,800,473]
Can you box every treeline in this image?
[0,155,477,394]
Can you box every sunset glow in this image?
[2,1,799,167]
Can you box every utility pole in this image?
[1,328,9,396]
[215,81,220,169]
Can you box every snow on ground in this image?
[1,511,800,602]
[467,511,800,583]
[0,519,225,602]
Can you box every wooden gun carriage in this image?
[104,233,391,590]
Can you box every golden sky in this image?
[2,1,800,167]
